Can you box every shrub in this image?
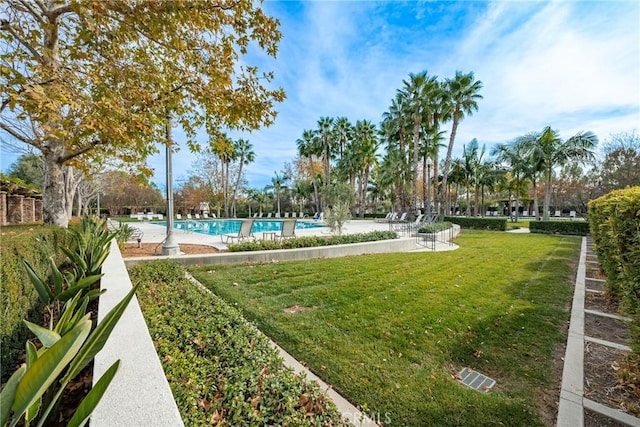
[444,216,507,231]
[417,222,453,234]
[529,221,590,236]
[227,231,398,252]
[0,225,72,382]
[130,261,348,426]
[588,186,640,353]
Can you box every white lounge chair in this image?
[375,212,392,223]
[176,214,182,220]
[554,210,561,217]
[221,219,255,243]
[284,212,290,218]
[187,214,193,219]
[194,213,200,219]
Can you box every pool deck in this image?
[122,218,449,252]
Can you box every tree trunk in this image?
[543,171,552,220]
[231,155,244,218]
[43,144,68,227]
[532,176,539,220]
[441,109,461,215]
[422,154,427,212]
[412,120,420,213]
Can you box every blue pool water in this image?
[159,219,324,236]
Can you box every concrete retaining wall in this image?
[124,237,418,267]
[91,241,183,426]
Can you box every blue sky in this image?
[2,1,639,191]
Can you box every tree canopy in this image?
[1,0,285,226]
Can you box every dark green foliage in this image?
[130,261,348,426]
[417,222,453,234]
[529,221,590,236]
[444,216,507,231]
[588,187,640,353]
[1,226,72,382]
[227,230,398,252]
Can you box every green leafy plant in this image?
[417,221,453,234]
[324,201,352,236]
[1,215,134,426]
[529,220,590,236]
[444,216,507,230]
[227,230,398,252]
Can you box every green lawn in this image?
[189,231,581,426]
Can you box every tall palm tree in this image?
[429,80,452,214]
[382,95,411,212]
[352,120,379,218]
[525,126,598,220]
[230,139,255,217]
[333,117,353,162]
[210,133,236,217]
[441,71,483,215]
[296,129,321,212]
[316,116,335,190]
[399,71,438,213]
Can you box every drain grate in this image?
[457,367,496,392]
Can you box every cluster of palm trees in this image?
[293,70,483,217]
[289,70,598,220]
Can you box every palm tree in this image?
[441,71,483,215]
[333,117,353,162]
[381,95,411,212]
[399,71,438,213]
[352,120,379,218]
[209,133,236,217]
[296,129,321,212]
[230,139,255,217]
[491,138,530,222]
[268,171,290,216]
[429,80,452,214]
[316,116,335,190]
[525,126,598,220]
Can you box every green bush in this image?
[588,186,640,353]
[444,216,507,231]
[417,222,453,234]
[130,261,348,426]
[1,225,72,382]
[227,231,398,252]
[529,221,590,236]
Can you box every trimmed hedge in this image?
[227,230,398,252]
[130,261,348,426]
[417,221,453,234]
[529,220,590,236]
[444,216,507,231]
[588,186,640,353]
[0,225,73,382]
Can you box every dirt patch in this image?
[584,342,639,417]
[585,313,630,346]
[585,292,621,314]
[585,279,605,293]
[283,305,311,314]
[120,243,219,258]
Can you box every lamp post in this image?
[162,115,180,255]
[426,157,432,223]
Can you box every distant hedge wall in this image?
[588,186,640,353]
[444,216,507,231]
[529,221,590,236]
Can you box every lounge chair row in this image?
[221,219,298,244]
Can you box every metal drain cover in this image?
[457,367,496,392]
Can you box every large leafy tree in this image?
[6,153,43,189]
[1,0,285,226]
[441,71,483,215]
[598,131,640,191]
[526,127,598,220]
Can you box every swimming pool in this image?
[160,219,325,236]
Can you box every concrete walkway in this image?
[557,237,639,427]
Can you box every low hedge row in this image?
[417,221,453,234]
[444,216,507,231]
[529,221,590,236]
[227,230,398,252]
[0,225,72,382]
[588,187,640,353]
[130,261,348,426]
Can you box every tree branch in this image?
[15,0,46,25]
[0,20,44,62]
[0,121,34,145]
[60,139,107,164]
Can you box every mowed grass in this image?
[189,231,581,426]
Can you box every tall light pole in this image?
[426,157,432,223]
[162,115,180,255]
